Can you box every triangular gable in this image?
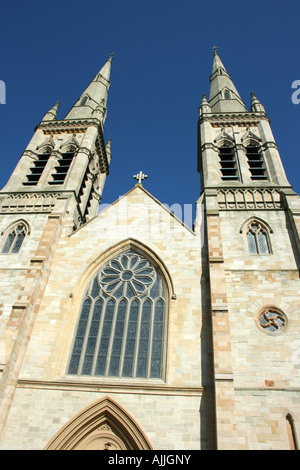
[72,184,195,236]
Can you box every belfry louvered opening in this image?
[68,250,167,379]
[246,145,268,180]
[23,152,51,186]
[48,151,74,185]
[219,145,239,180]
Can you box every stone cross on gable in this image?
[133,171,148,184]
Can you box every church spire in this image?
[65,54,113,122]
[208,48,247,113]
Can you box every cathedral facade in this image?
[0,51,299,450]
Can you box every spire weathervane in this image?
[212,45,219,54]
[133,171,148,185]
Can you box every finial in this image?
[212,45,219,55]
[133,171,148,185]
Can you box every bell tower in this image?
[1,54,113,229]
[0,56,114,433]
[198,49,300,449]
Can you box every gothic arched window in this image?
[224,90,231,99]
[68,250,167,379]
[2,222,28,253]
[246,221,271,254]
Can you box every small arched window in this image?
[2,222,28,253]
[224,90,231,99]
[79,96,88,106]
[68,249,167,379]
[246,221,271,254]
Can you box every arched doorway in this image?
[45,396,153,450]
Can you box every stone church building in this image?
[0,51,299,450]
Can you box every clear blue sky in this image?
[1,0,300,227]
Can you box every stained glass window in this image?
[2,223,28,253]
[246,222,270,255]
[68,250,166,379]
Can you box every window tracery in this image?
[1,222,28,253]
[68,249,166,379]
[246,221,271,254]
[258,308,287,333]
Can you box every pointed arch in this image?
[240,217,272,255]
[66,239,172,380]
[45,396,154,450]
[1,219,30,253]
[72,238,175,302]
[240,216,273,234]
[223,89,231,100]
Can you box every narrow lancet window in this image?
[68,249,167,379]
[246,221,271,254]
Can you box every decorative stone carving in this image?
[214,127,234,144]
[75,421,127,450]
[59,134,80,152]
[241,127,262,144]
[0,193,62,214]
[217,188,282,210]
[36,136,55,152]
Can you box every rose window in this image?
[100,253,155,297]
[258,308,287,334]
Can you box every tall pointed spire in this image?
[65,54,114,122]
[209,48,247,113]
